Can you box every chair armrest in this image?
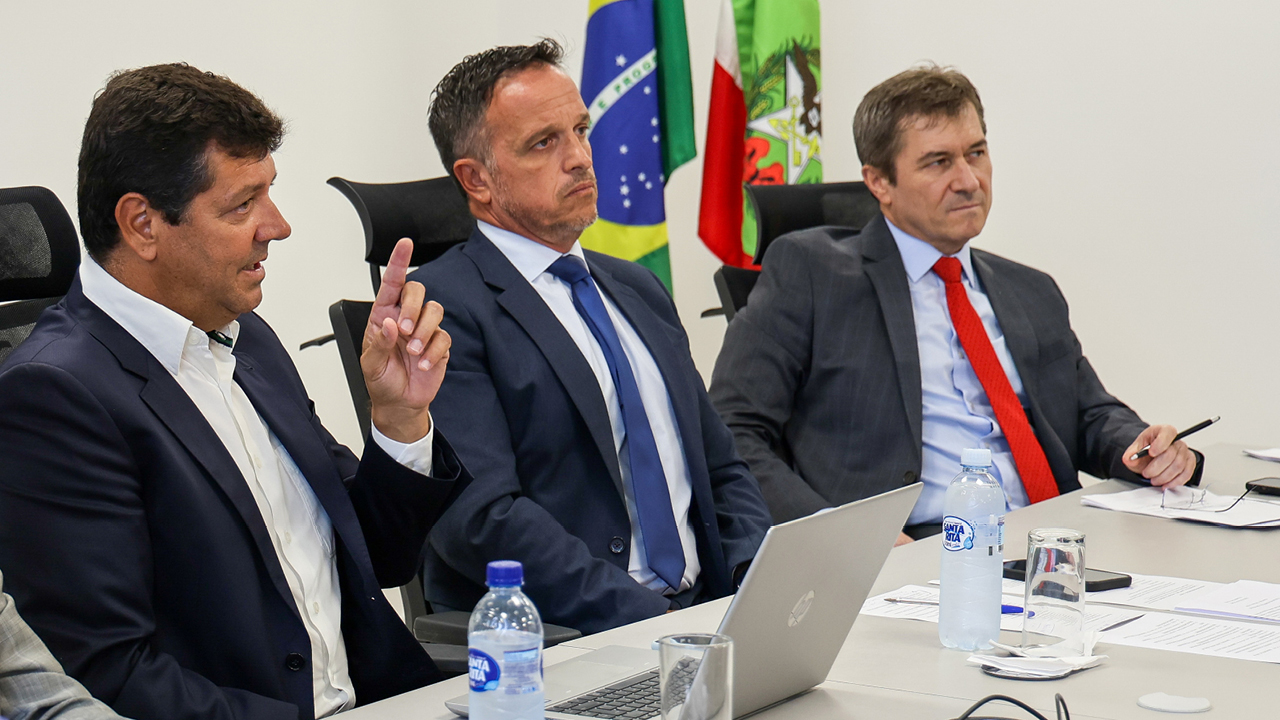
[414,611,582,647]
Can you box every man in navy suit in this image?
[410,40,771,634]
[0,64,468,720]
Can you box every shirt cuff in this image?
[370,415,435,477]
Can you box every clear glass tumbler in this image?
[658,633,733,720]
[1021,528,1087,656]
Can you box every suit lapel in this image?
[463,232,625,497]
[65,286,299,618]
[860,218,924,450]
[232,353,372,575]
[972,250,1041,401]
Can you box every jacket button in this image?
[285,653,306,672]
[902,471,918,485]
[609,537,626,554]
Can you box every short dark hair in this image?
[853,64,985,184]
[427,39,565,179]
[77,63,285,263]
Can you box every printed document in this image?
[1175,580,1280,624]
[1080,486,1280,527]
[1101,613,1280,663]
[861,585,1142,634]
[1087,573,1223,611]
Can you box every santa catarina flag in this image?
[698,0,822,268]
[581,0,697,292]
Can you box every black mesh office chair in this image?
[0,186,80,364]
[300,176,476,352]
[709,181,880,322]
[324,177,580,675]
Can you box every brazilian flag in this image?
[580,0,696,293]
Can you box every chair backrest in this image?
[0,186,80,302]
[744,181,879,265]
[0,297,60,365]
[713,265,763,322]
[0,186,81,364]
[327,176,475,293]
[327,299,374,440]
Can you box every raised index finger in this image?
[374,237,416,309]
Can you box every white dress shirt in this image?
[79,258,433,717]
[885,220,1032,526]
[479,221,700,595]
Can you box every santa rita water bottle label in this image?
[469,648,501,692]
[943,515,1004,554]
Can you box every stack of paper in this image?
[868,575,1280,666]
[1174,580,1280,624]
[1244,448,1280,462]
[1080,486,1280,527]
[1100,613,1280,663]
[860,585,1143,634]
[951,573,1220,613]
[1086,573,1222,611]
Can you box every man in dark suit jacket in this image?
[710,65,1201,540]
[409,41,770,634]
[0,64,467,720]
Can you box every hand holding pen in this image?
[1122,417,1218,489]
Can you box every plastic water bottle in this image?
[938,448,1005,651]
[468,560,545,720]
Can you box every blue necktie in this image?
[546,255,686,590]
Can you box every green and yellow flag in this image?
[580,0,697,292]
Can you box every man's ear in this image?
[861,164,894,209]
[114,193,161,262]
[453,159,492,206]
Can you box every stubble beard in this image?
[491,169,598,248]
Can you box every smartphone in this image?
[1245,477,1280,497]
[1002,559,1132,592]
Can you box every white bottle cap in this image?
[961,448,993,467]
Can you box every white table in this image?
[344,444,1279,719]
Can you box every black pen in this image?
[1130,416,1220,461]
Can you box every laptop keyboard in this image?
[548,658,698,719]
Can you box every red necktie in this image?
[932,257,1059,503]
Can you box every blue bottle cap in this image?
[486,560,524,587]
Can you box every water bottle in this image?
[468,560,545,720]
[938,448,1005,651]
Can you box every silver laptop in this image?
[446,483,921,719]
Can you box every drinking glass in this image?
[658,633,733,720]
[1021,528,1087,656]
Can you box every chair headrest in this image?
[327,176,474,267]
[0,186,81,302]
[745,182,879,265]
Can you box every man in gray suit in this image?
[709,65,1201,542]
[1,570,122,720]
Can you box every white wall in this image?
[3,1,1276,454]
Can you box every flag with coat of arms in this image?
[699,0,822,268]
[580,0,697,292]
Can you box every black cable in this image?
[952,692,1071,720]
